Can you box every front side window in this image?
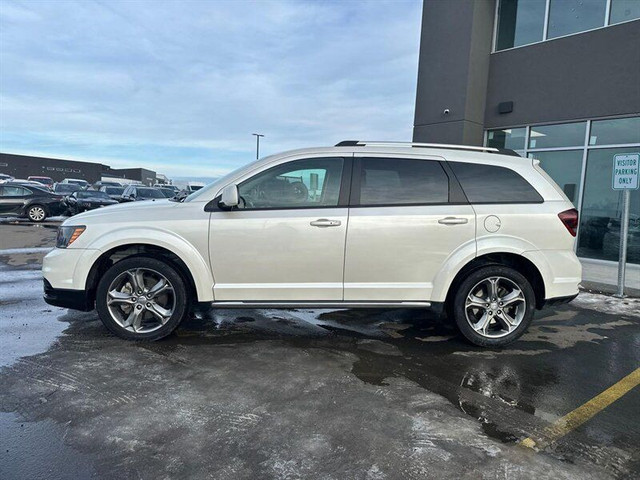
[355,158,449,206]
[238,157,344,209]
[450,162,543,203]
[496,0,546,50]
[547,0,607,39]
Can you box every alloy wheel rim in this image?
[29,207,45,221]
[464,276,526,339]
[106,267,175,334]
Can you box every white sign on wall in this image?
[612,153,639,190]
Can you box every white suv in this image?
[43,142,581,346]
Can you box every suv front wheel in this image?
[96,256,190,341]
[452,265,535,347]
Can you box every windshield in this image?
[138,188,165,199]
[105,187,124,195]
[55,184,78,193]
[158,188,176,198]
[30,177,53,185]
[68,180,88,186]
[77,191,110,199]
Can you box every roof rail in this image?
[334,140,520,157]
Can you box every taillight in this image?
[558,208,579,237]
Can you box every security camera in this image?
[443,109,450,115]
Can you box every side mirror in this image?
[219,184,239,208]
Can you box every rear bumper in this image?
[43,278,94,311]
[542,293,579,308]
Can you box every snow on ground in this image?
[573,291,639,316]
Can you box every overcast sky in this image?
[0,0,422,178]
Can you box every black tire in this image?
[96,255,191,341]
[26,204,47,222]
[452,265,536,347]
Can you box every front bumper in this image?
[43,278,94,311]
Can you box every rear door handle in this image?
[310,218,342,227]
[438,217,468,225]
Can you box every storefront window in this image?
[529,122,586,149]
[547,0,607,39]
[496,0,546,50]
[589,116,640,146]
[609,0,640,24]
[528,150,583,204]
[487,127,527,150]
[577,147,640,264]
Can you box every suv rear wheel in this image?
[452,265,535,347]
[96,256,190,341]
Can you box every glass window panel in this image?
[609,0,640,24]
[496,0,546,50]
[577,147,640,264]
[529,122,586,149]
[548,0,607,39]
[487,127,527,150]
[449,162,543,203]
[589,116,640,146]
[357,158,449,206]
[239,157,344,209]
[528,150,583,204]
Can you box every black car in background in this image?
[0,182,65,222]
[120,185,166,202]
[65,190,119,215]
[99,185,126,201]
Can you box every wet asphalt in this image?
[0,221,639,479]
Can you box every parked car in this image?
[12,179,50,189]
[65,190,119,215]
[156,187,180,198]
[27,176,54,190]
[61,178,90,190]
[0,182,65,222]
[53,183,81,196]
[93,180,123,190]
[99,185,126,201]
[43,142,581,346]
[120,185,166,202]
[0,173,15,184]
[154,184,180,193]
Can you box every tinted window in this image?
[105,187,125,195]
[2,186,29,197]
[547,0,607,39]
[496,0,546,50]
[137,188,165,199]
[238,158,344,209]
[450,162,543,203]
[356,158,448,206]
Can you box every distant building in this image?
[0,152,161,186]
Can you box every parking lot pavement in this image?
[1,223,639,480]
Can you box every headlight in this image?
[56,226,86,248]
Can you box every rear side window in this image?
[449,162,542,203]
[355,157,449,206]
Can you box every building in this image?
[0,153,160,186]
[413,0,639,288]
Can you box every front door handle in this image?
[438,217,468,225]
[310,218,342,227]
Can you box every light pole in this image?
[252,133,264,159]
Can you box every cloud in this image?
[0,0,422,178]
